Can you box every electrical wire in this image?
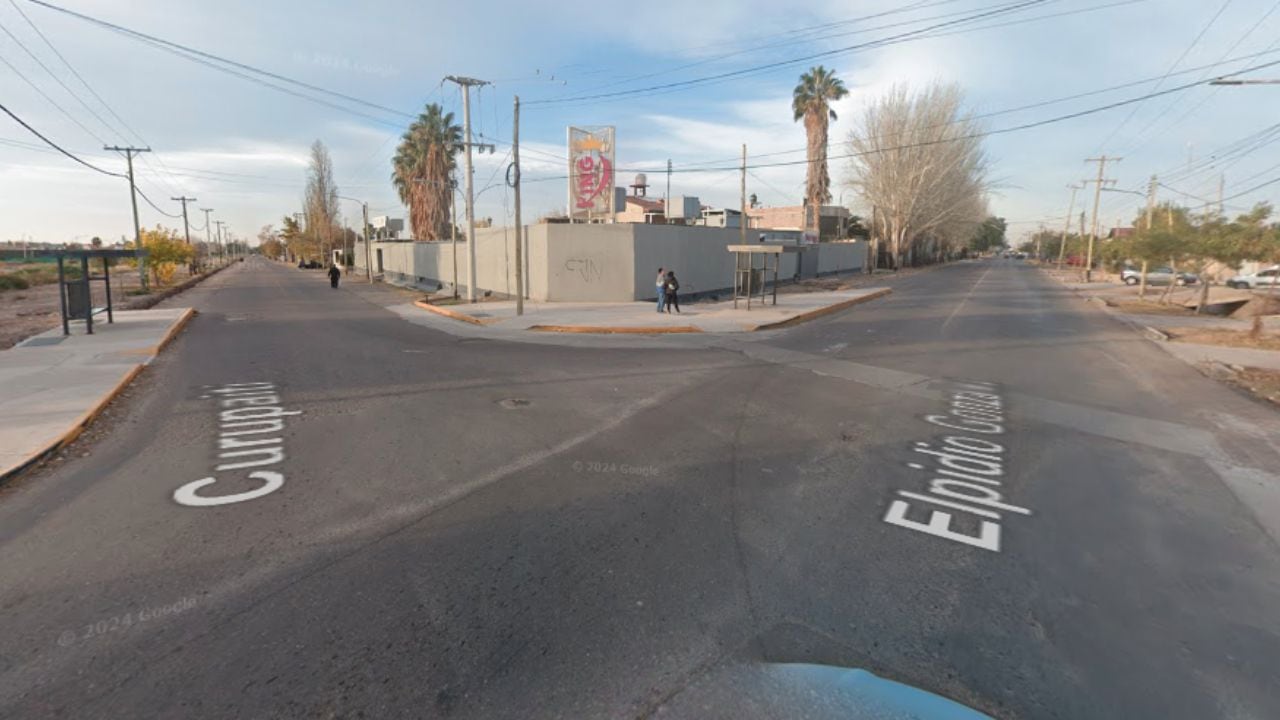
[130,182,182,218]
[0,100,122,176]
[526,0,1055,105]
[517,56,1280,186]
[1117,0,1280,157]
[26,0,415,122]
[7,0,192,195]
[0,48,107,143]
[1093,0,1235,152]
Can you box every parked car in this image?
[1121,266,1198,286]
[1225,265,1280,290]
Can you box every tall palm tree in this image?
[392,103,462,240]
[792,66,848,234]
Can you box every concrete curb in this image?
[413,300,493,326]
[749,287,893,331]
[154,308,197,354]
[1143,325,1170,342]
[0,309,194,484]
[529,324,703,335]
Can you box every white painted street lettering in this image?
[882,381,1032,552]
[173,382,297,507]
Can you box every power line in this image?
[134,184,183,218]
[6,0,193,195]
[1093,0,1235,151]
[1117,0,1280,157]
[0,48,107,143]
[0,100,123,176]
[518,56,1280,187]
[580,0,1056,96]
[526,0,1055,105]
[27,0,415,121]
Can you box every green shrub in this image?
[0,275,31,291]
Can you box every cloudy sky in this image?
[3,0,1279,246]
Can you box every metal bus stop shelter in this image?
[727,244,803,309]
[54,249,146,336]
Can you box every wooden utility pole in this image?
[106,145,150,289]
[199,207,213,266]
[1217,173,1225,215]
[1057,184,1081,272]
[740,144,747,245]
[172,196,196,246]
[1084,155,1120,282]
[665,158,672,220]
[512,95,524,317]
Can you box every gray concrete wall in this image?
[361,226,866,302]
[816,241,868,275]
[543,224,636,302]
[633,225,799,300]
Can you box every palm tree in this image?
[792,66,848,235]
[392,103,462,240]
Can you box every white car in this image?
[1226,266,1280,290]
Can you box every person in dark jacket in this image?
[663,271,680,313]
[328,263,341,289]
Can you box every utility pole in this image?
[512,95,524,316]
[363,202,372,283]
[1057,183,1081,272]
[1145,175,1157,230]
[1217,173,1225,215]
[172,196,196,246]
[214,221,226,264]
[1035,223,1045,261]
[199,208,213,267]
[105,145,151,290]
[445,75,492,302]
[665,158,672,219]
[451,181,459,298]
[740,144,747,245]
[1084,155,1120,282]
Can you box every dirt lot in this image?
[1166,327,1280,351]
[1213,366,1280,407]
[0,263,198,350]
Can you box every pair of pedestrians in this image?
[655,267,681,313]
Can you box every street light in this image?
[1210,78,1280,85]
[336,195,370,282]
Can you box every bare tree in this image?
[304,140,340,262]
[844,83,990,268]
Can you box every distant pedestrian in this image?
[664,271,680,313]
[655,267,666,312]
[328,263,341,289]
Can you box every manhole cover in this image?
[497,398,531,409]
[21,336,67,347]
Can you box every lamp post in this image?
[336,195,368,280]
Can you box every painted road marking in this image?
[883,380,1031,552]
[173,382,298,507]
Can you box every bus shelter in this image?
[726,244,803,309]
[54,249,146,336]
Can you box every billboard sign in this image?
[568,126,615,221]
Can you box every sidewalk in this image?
[413,287,892,334]
[1156,341,1280,371]
[0,308,193,481]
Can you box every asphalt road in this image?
[2,257,1278,719]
